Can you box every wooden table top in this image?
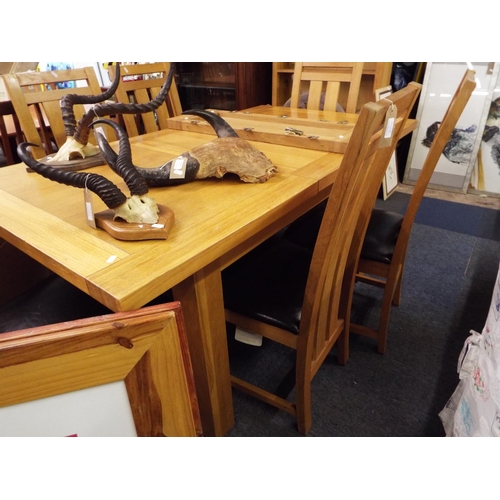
[0,127,341,312]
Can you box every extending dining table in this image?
[0,108,417,436]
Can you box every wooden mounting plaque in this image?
[26,152,106,173]
[94,204,175,241]
[166,110,357,153]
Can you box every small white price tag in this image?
[93,126,106,140]
[384,117,395,138]
[84,186,96,229]
[235,327,263,347]
[379,103,398,148]
[169,156,187,179]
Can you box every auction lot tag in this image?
[84,178,96,228]
[379,103,397,148]
[169,156,187,179]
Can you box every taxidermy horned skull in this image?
[17,133,160,224]
[47,62,176,163]
[94,109,278,186]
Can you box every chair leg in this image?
[377,294,392,354]
[295,373,312,435]
[336,327,349,366]
[377,268,401,354]
[392,267,404,306]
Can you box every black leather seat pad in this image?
[360,208,403,264]
[0,274,175,335]
[283,202,404,265]
[222,237,313,335]
[0,275,113,334]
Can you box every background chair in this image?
[2,66,107,159]
[283,70,476,355]
[0,100,24,166]
[221,83,420,435]
[0,298,201,437]
[107,62,182,137]
[289,62,364,113]
[352,69,476,354]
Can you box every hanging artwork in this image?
[471,69,500,194]
[404,62,498,192]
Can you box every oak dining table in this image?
[0,109,416,436]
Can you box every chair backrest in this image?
[0,302,202,437]
[349,82,423,262]
[301,82,422,366]
[396,70,476,263]
[290,62,364,113]
[0,100,24,165]
[2,67,104,159]
[107,62,182,137]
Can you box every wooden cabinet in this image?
[272,62,393,110]
[176,62,272,111]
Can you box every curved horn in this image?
[74,63,176,146]
[93,118,201,187]
[181,109,239,138]
[60,63,122,140]
[17,142,127,210]
[94,126,119,167]
[90,119,149,197]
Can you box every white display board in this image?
[404,62,499,192]
[0,381,137,437]
[470,68,500,195]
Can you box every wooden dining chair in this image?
[221,82,421,435]
[283,69,476,356]
[2,66,106,159]
[0,100,24,166]
[0,274,201,437]
[350,69,476,354]
[107,62,182,137]
[289,62,364,113]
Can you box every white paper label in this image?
[384,117,395,138]
[84,188,96,228]
[169,157,187,179]
[235,327,263,347]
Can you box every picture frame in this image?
[404,62,499,192]
[382,153,399,199]
[471,66,500,195]
[375,85,399,199]
[0,302,202,437]
[375,85,392,102]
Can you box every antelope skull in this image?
[17,132,160,224]
[95,110,278,185]
[47,63,176,163]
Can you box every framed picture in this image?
[375,85,399,199]
[0,302,202,437]
[404,62,499,192]
[471,66,500,195]
[375,85,393,101]
[382,154,399,199]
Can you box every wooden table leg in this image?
[172,264,234,437]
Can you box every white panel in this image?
[0,381,137,437]
[404,62,498,192]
